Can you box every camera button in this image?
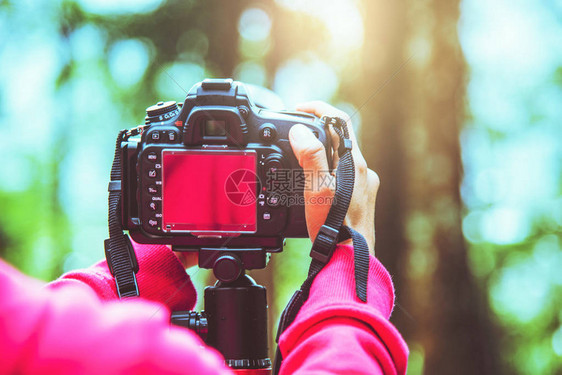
[147,218,160,228]
[267,195,280,207]
[168,131,178,142]
[148,201,159,211]
[263,212,271,220]
[147,185,160,195]
[151,132,160,141]
[148,169,158,178]
[146,152,158,162]
[259,123,277,142]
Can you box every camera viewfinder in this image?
[205,120,227,137]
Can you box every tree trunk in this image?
[204,0,248,77]
[358,0,504,373]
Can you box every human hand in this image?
[172,248,199,269]
[289,101,380,255]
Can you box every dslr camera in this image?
[120,78,332,254]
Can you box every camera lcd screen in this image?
[161,150,257,234]
[205,120,227,136]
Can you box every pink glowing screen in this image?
[161,150,257,234]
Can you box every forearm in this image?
[0,249,229,374]
[279,244,409,374]
[47,241,196,311]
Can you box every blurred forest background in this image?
[1,0,561,374]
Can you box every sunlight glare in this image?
[276,0,364,51]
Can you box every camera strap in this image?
[273,116,370,375]
[105,129,140,298]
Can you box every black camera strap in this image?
[273,117,370,374]
[105,129,140,298]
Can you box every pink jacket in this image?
[0,242,408,374]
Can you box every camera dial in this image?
[264,153,283,173]
[145,101,180,124]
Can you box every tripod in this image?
[171,248,272,374]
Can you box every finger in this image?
[328,124,340,171]
[289,124,334,242]
[296,101,355,141]
[296,101,358,151]
[172,250,198,269]
[296,101,366,169]
[296,101,349,123]
[289,124,330,173]
[296,102,342,169]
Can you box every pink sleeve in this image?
[0,242,407,374]
[48,241,197,311]
[0,244,232,375]
[278,244,409,374]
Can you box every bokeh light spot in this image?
[108,39,150,88]
[490,253,551,324]
[238,8,272,42]
[234,61,267,87]
[78,0,164,15]
[275,0,363,51]
[274,56,338,108]
[552,326,562,356]
[480,206,531,245]
[155,62,206,99]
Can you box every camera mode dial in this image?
[145,101,180,124]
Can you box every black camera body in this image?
[120,79,331,252]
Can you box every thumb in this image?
[289,124,330,172]
[289,124,333,243]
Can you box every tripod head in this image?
[171,248,271,372]
[196,248,269,278]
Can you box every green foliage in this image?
[0,155,71,280]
